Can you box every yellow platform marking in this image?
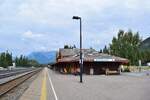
[40,69,47,100]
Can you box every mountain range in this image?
[28,51,56,64]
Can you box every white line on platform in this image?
[47,68,58,100]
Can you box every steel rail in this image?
[0,68,42,96]
[0,68,36,79]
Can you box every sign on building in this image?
[94,59,115,62]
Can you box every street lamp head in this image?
[72,16,81,20]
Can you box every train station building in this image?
[53,48,128,75]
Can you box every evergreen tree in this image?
[15,55,38,67]
[103,45,109,54]
[0,51,39,68]
[0,51,13,68]
[109,29,142,65]
[99,49,103,53]
[5,51,13,66]
[15,57,19,66]
[64,44,77,49]
[64,45,69,49]
[0,53,7,67]
[73,44,76,48]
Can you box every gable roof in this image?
[57,48,128,63]
[59,48,97,57]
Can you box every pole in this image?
[80,18,83,83]
[139,60,141,72]
[72,16,83,83]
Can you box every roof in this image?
[59,48,79,57]
[59,48,97,57]
[57,48,129,63]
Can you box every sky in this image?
[0,0,150,56]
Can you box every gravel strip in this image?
[0,71,41,100]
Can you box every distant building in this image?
[8,62,16,70]
[52,48,128,75]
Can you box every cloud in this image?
[23,30,43,39]
[0,0,150,55]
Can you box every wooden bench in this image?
[105,68,120,75]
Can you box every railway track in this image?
[0,68,37,79]
[0,68,42,97]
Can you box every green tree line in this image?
[64,44,76,49]
[0,51,39,68]
[100,29,150,65]
[15,55,39,67]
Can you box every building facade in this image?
[53,48,128,75]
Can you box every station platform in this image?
[18,67,150,100]
[19,68,55,100]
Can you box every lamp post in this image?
[72,16,83,83]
